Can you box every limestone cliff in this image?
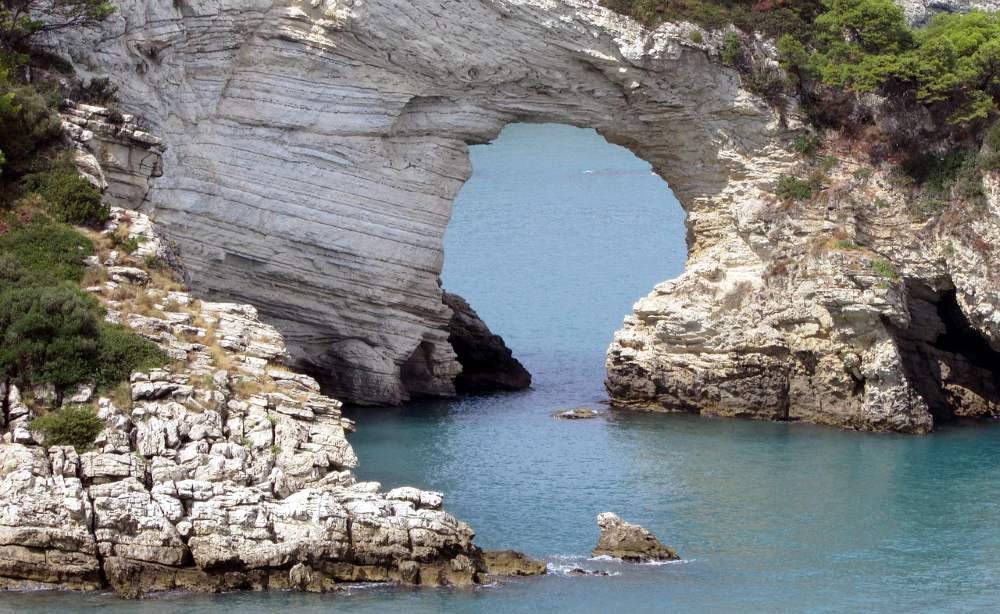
[0,204,488,596]
[46,0,1000,432]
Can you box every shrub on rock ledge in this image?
[30,405,102,451]
[22,166,109,226]
[94,323,168,388]
[0,216,95,283]
[0,283,102,390]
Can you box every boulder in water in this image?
[482,550,547,577]
[592,512,679,562]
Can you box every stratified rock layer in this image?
[48,1,1000,431]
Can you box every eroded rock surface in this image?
[592,513,679,562]
[0,209,489,596]
[45,1,1000,432]
[482,550,547,577]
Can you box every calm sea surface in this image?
[8,124,1000,613]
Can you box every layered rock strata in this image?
[0,209,492,596]
[46,1,1000,431]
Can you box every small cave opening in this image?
[892,281,1000,423]
[400,341,440,399]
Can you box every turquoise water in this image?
[9,124,1000,613]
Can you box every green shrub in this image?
[690,30,703,44]
[793,133,821,157]
[22,167,109,226]
[0,252,25,283]
[0,84,62,179]
[0,284,103,390]
[872,258,898,279]
[30,406,103,451]
[111,233,141,254]
[834,239,860,250]
[600,0,823,38]
[775,175,819,201]
[93,324,169,388]
[0,217,95,283]
[720,32,743,66]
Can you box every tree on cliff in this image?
[0,0,114,52]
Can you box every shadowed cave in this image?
[892,281,1000,422]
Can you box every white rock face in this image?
[0,209,486,595]
[48,1,1000,432]
[50,0,789,405]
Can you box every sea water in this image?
[9,124,1000,613]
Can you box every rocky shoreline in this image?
[0,208,537,597]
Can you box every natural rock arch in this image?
[56,0,1000,431]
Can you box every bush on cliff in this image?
[22,164,109,226]
[0,215,94,283]
[30,405,103,451]
[93,323,168,388]
[0,74,61,180]
[0,214,169,392]
[0,0,116,52]
[0,283,103,390]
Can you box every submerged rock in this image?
[552,408,601,420]
[482,550,547,577]
[568,568,611,577]
[592,513,679,562]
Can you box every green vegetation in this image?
[689,30,703,44]
[834,239,860,250]
[793,133,822,158]
[0,284,102,389]
[23,164,109,226]
[0,15,168,405]
[601,0,823,38]
[871,258,898,279]
[603,0,1000,192]
[775,174,820,201]
[720,31,742,66]
[30,405,102,451]
[93,323,168,388]
[0,219,169,395]
[0,0,115,51]
[0,216,94,283]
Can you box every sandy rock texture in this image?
[44,0,1000,432]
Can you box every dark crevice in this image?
[891,281,1000,424]
[443,291,531,394]
[399,341,441,399]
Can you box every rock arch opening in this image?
[70,1,1000,432]
[440,122,687,397]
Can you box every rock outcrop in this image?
[482,550,547,577]
[591,513,679,562]
[45,1,1000,432]
[0,209,497,596]
[443,292,531,394]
